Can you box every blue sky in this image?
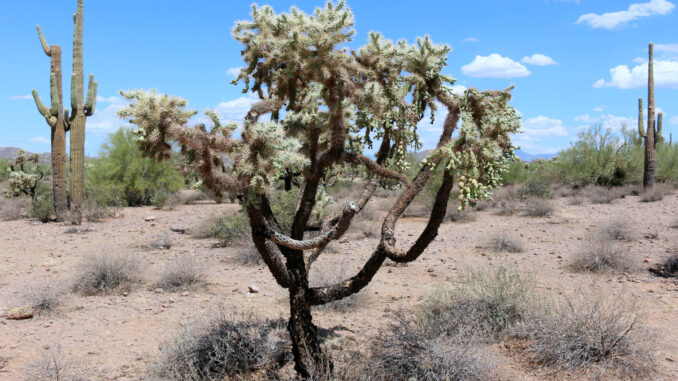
[1,0,677,156]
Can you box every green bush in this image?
[501,160,530,185]
[0,158,9,181]
[30,195,54,223]
[86,128,184,206]
[212,212,250,246]
[269,188,299,234]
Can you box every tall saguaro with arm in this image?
[32,27,68,220]
[639,42,657,190]
[31,0,97,224]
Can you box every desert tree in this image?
[119,2,520,377]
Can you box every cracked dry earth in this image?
[1,194,677,380]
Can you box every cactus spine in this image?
[643,42,656,190]
[69,0,97,224]
[32,28,68,220]
[31,0,96,224]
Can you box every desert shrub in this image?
[401,200,430,218]
[156,255,206,291]
[30,194,55,222]
[86,128,184,206]
[516,292,653,379]
[23,282,64,316]
[571,239,637,273]
[446,205,476,223]
[523,198,554,217]
[650,253,678,278]
[211,212,251,247]
[598,220,636,242]
[501,159,530,185]
[269,188,300,234]
[518,178,552,199]
[350,218,378,238]
[419,267,535,340]
[71,251,141,296]
[311,263,366,313]
[146,232,173,250]
[149,313,290,380]
[567,196,584,205]
[188,214,220,239]
[151,190,171,209]
[495,199,520,216]
[25,347,87,381]
[362,314,494,381]
[640,187,666,202]
[0,197,26,220]
[0,157,9,181]
[236,243,269,266]
[83,199,114,222]
[484,232,524,253]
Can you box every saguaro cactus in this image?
[638,43,657,190]
[32,0,96,224]
[32,26,68,220]
[69,0,97,224]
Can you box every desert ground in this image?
[1,191,677,380]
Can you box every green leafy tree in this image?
[119,2,520,377]
[87,128,183,206]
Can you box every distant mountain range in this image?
[415,149,556,162]
[0,147,51,162]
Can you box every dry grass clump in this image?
[149,313,290,380]
[588,187,624,204]
[523,198,554,217]
[71,251,142,296]
[211,212,251,247]
[571,239,637,273]
[419,267,536,340]
[311,263,366,313]
[25,347,88,381]
[445,206,477,223]
[83,201,115,222]
[0,197,25,220]
[484,232,524,253]
[188,214,219,238]
[495,199,520,216]
[23,282,64,316]
[359,315,495,381]
[401,200,431,218]
[349,218,379,239]
[155,255,206,291]
[567,196,584,206]
[649,253,678,278]
[640,187,667,202]
[145,232,173,250]
[515,292,653,379]
[597,220,637,242]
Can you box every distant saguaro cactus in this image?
[31,0,96,224]
[637,43,657,190]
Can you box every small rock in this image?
[144,216,156,222]
[5,306,34,320]
[248,284,260,293]
[125,342,134,347]
[154,288,164,294]
[180,291,190,297]
[338,237,349,244]
[427,267,434,273]
[644,258,653,263]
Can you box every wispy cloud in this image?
[9,95,32,100]
[576,0,675,30]
[670,116,678,125]
[87,95,130,133]
[30,136,49,144]
[593,106,604,112]
[461,54,531,78]
[594,59,678,88]
[462,37,478,43]
[226,67,243,77]
[574,113,635,132]
[521,54,557,66]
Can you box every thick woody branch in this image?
[343,152,410,184]
[245,202,290,288]
[267,202,358,251]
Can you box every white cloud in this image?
[450,84,467,95]
[30,136,50,144]
[670,116,678,125]
[226,67,243,77]
[461,54,531,78]
[574,113,635,132]
[593,106,604,112]
[521,116,568,138]
[594,59,678,88]
[462,37,478,43]
[87,95,130,133]
[9,95,32,100]
[521,54,557,66]
[214,94,258,124]
[656,43,678,59]
[632,57,647,64]
[576,0,675,30]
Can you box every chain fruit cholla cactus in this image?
[3,150,44,200]
[119,2,520,378]
[31,0,96,224]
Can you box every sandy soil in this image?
[0,194,677,380]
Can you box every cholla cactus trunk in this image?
[69,0,97,224]
[32,27,68,220]
[643,42,656,190]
